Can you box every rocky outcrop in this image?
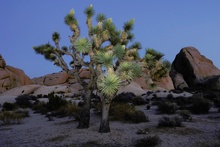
[0,84,80,98]
[117,81,146,96]
[0,55,32,93]
[170,47,220,89]
[156,74,174,90]
[31,68,91,86]
[32,71,69,86]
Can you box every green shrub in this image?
[129,110,148,123]
[3,102,17,111]
[110,103,148,123]
[15,94,38,108]
[190,97,211,114]
[135,135,161,147]
[47,92,67,111]
[158,116,183,128]
[0,111,24,125]
[32,101,48,114]
[55,102,82,120]
[113,92,135,103]
[175,96,190,109]
[157,101,177,114]
[132,97,147,105]
[167,94,174,100]
[178,110,192,121]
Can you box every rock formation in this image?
[0,55,32,93]
[170,47,220,89]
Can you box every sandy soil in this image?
[1,103,220,147]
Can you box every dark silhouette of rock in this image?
[170,47,220,89]
[0,54,6,68]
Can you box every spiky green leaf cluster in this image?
[96,13,106,22]
[90,26,102,35]
[117,62,142,80]
[33,43,56,61]
[84,5,95,18]
[151,65,168,81]
[95,51,115,67]
[61,46,68,52]
[127,50,140,60]
[145,48,164,61]
[74,38,91,54]
[103,18,116,33]
[127,32,134,42]
[97,74,121,97]
[52,32,60,42]
[163,60,171,70]
[64,9,78,26]
[113,44,125,59]
[123,18,134,32]
[129,42,142,49]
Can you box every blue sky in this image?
[1,0,220,78]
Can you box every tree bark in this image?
[77,89,92,129]
[99,101,111,133]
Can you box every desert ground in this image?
[0,95,220,147]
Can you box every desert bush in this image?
[47,92,67,111]
[175,96,190,109]
[158,116,183,128]
[132,97,147,105]
[214,98,220,108]
[15,109,29,117]
[37,94,43,98]
[15,94,38,108]
[157,101,177,114]
[55,102,82,120]
[135,135,161,147]
[190,97,211,114]
[32,101,48,114]
[2,102,17,111]
[178,110,192,121]
[113,92,135,103]
[0,111,24,125]
[129,110,148,123]
[110,103,148,123]
[167,93,174,100]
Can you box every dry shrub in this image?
[158,116,183,128]
[135,135,161,147]
[110,103,148,123]
[0,111,24,125]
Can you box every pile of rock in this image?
[170,47,220,90]
[1,46,220,101]
[0,54,32,93]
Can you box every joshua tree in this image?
[33,5,142,132]
[141,48,171,82]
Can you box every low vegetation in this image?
[158,116,183,128]
[135,135,161,147]
[110,103,149,123]
[157,101,177,114]
[190,97,211,114]
[0,110,29,125]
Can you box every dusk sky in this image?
[1,0,220,78]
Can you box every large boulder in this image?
[0,55,32,93]
[170,47,220,89]
[32,71,69,86]
[117,81,146,96]
[169,71,188,89]
[156,74,174,90]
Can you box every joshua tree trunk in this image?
[77,89,92,129]
[99,100,111,133]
